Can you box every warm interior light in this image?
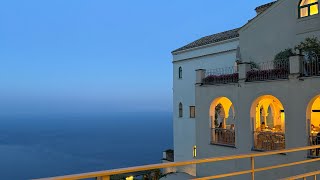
[126,176,134,180]
[311,97,320,127]
[299,0,319,17]
[193,146,197,158]
[310,4,319,15]
[300,7,309,17]
[254,95,284,132]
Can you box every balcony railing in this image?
[301,54,320,77]
[35,145,320,180]
[203,66,238,85]
[211,128,235,147]
[308,134,320,157]
[253,131,285,151]
[246,59,289,82]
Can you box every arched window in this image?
[209,97,236,147]
[299,0,318,18]
[306,95,320,157]
[179,103,183,117]
[251,95,285,151]
[178,67,182,79]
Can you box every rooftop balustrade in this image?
[196,55,314,86]
[301,54,320,77]
[203,66,238,85]
[246,59,289,82]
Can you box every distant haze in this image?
[0,0,272,114]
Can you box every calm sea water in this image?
[0,112,173,180]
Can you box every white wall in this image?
[172,39,239,176]
[195,76,320,179]
[239,0,320,63]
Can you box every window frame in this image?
[190,106,196,118]
[179,103,183,118]
[178,67,182,79]
[299,0,319,18]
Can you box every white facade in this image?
[171,0,320,179]
[172,38,239,175]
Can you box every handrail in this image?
[280,170,320,180]
[34,145,320,180]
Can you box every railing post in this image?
[251,118,255,149]
[97,176,110,180]
[289,55,304,77]
[195,69,206,85]
[251,157,255,180]
[238,62,252,82]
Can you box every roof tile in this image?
[172,28,240,54]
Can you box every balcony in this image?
[246,60,289,82]
[211,128,235,147]
[195,55,308,86]
[203,66,238,85]
[301,54,320,77]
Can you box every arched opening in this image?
[209,97,236,146]
[250,95,285,151]
[306,95,320,157]
[299,0,318,18]
[179,102,183,118]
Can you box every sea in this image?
[0,112,173,180]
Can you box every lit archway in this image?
[209,97,235,146]
[250,95,285,151]
[306,95,320,157]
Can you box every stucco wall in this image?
[239,0,320,63]
[195,76,320,179]
[172,39,239,176]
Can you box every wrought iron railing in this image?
[301,54,320,77]
[253,131,285,151]
[308,134,320,157]
[246,59,289,82]
[211,128,235,146]
[203,66,238,85]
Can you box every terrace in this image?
[196,54,320,86]
[35,145,320,180]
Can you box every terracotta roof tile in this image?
[255,1,277,12]
[172,28,240,54]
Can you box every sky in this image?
[0,0,273,115]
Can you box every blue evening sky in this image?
[0,0,272,115]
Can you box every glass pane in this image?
[190,106,195,118]
[300,0,318,6]
[300,7,309,17]
[310,4,319,15]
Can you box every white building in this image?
[171,27,240,176]
[171,0,320,179]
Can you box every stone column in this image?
[238,62,252,82]
[195,69,206,85]
[289,55,304,78]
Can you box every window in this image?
[299,0,319,18]
[193,146,197,158]
[178,67,182,79]
[252,95,285,151]
[190,106,195,118]
[179,103,183,117]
